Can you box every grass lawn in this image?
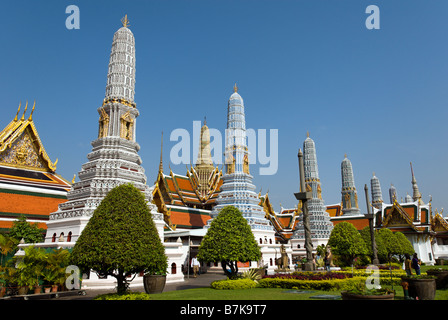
[100,265,448,300]
[149,287,341,300]
[148,286,448,300]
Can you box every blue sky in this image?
[1,0,447,215]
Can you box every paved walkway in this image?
[56,272,227,300]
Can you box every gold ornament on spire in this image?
[121,14,130,28]
[233,83,238,93]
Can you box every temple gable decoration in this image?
[0,102,58,173]
[382,201,418,231]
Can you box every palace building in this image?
[0,102,71,233]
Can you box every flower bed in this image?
[263,272,350,281]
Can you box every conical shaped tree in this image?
[198,206,261,279]
[70,183,167,294]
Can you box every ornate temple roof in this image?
[0,102,58,173]
[0,102,71,232]
[259,193,301,242]
[152,124,223,230]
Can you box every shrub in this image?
[94,292,151,300]
[258,277,366,291]
[70,183,167,295]
[211,278,258,290]
[198,206,261,279]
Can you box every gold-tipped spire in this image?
[233,83,238,93]
[159,131,163,173]
[121,14,130,28]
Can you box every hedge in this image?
[258,277,366,291]
[211,278,258,290]
[94,292,151,300]
[258,276,403,291]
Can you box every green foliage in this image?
[42,248,71,286]
[393,232,415,258]
[198,206,261,279]
[94,292,151,300]
[211,278,258,290]
[0,234,18,266]
[70,183,167,294]
[9,216,45,244]
[241,269,262,282]
[327,222,368,266]
[13,246,47,288]
[258,276,366,291]
[361,227,414,263]
[8,246,71,289]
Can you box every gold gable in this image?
[432,212,448,233]
[0,102,57,173]
[383,201,418,231]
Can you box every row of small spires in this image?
[13,101,36,122]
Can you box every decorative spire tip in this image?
[233,83,238,93]
[121,14,130,28]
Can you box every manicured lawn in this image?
[148,285,448,300]
[149,287,341,300]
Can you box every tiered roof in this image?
[0,102,71,232]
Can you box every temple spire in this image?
[341,154,361,215]
[293,134,334,240]
[410,162,422,204]
[104,17,136,105]
[159,131,164,173]
[371,172,383,209]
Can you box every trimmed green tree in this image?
[9,215,45,243]
[70,183,167,294]
[197,206,261,279]
[327,221,368,267]
[393,231,415,261]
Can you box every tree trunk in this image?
[115,272,128,295]
[221,261,239,279]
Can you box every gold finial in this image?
[14,101,21,121]
[71,174,76,184]
[233,83,238,93]
[159,131,163,173]
[344,153,347,158]
[28,100,36,121]
[20,101,28,121]
[306,131,309,138]
[121,14,130,28]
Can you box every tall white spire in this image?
[341,154,361,215]
[46,16,160,244]
[370,172,383,209]
[293,133,333,240]
[208,85,272,232]
[104,14,136,106]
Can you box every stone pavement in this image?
[56,271,227,300]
